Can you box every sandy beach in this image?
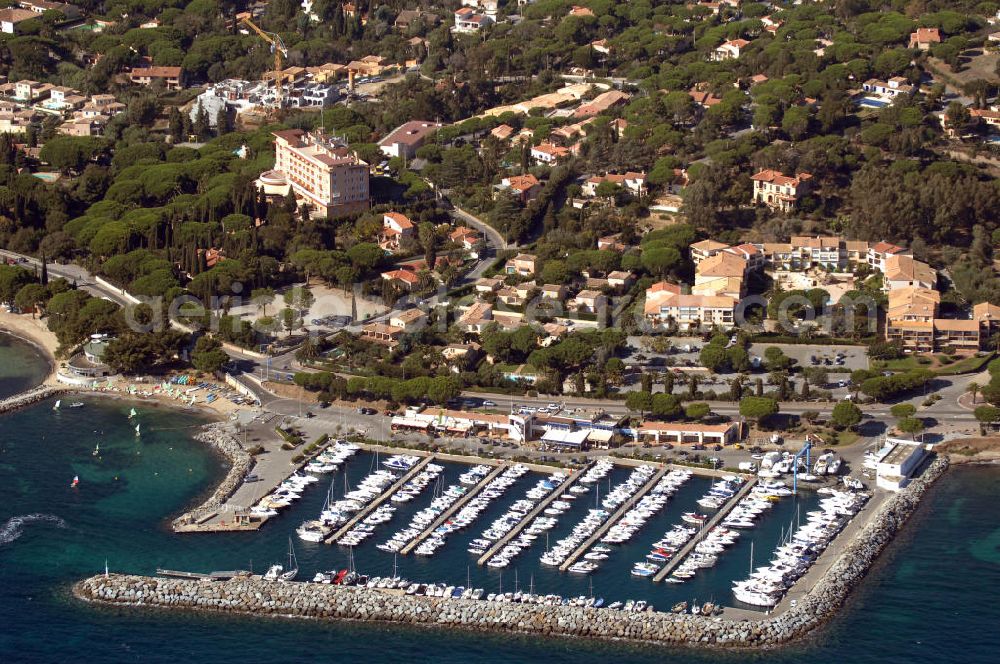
[0,309,250,420]
[0,309,60,383]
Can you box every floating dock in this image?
[400,462,507,555]
[653,477,758,582]
[558,464,670,572]
[324,454,436,545]
[476,461,593,566]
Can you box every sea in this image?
[0,332,998,663]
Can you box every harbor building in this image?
[875,438,928,491]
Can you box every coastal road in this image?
[0,249,132,307]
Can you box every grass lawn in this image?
[934,353,994,376]
[873,352,994,376]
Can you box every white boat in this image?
[265,538,298,582]
[92,443,100,456]
[129,407,137,419]
[134,423,141,437]
[53,400,61,410]
[67,402,84,408]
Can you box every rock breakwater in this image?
[78,456,949,648]
[171,422,253,530]
[0,385,70,416]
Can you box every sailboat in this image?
[53,400,61,410]
[128,408,137,419]
[134,423,141,437]
[93,443,100,456]
[264,538,299,582]
[70,475,79,488]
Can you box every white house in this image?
[454,7,493,33]
[712,39,749,61]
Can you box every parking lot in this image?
[751,343,868,371]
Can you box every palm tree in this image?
[968,381,980,405]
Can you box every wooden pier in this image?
[476,461,593,566]
[653,477,758,582]
[400,462,507,555]
[558,464,670,572]
[324,455,437,545]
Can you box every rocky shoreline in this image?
[76,456,949,648]
[171,422,253,530]
[0,385,72,416]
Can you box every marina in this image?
[399,462,508,555]
[653,478,758,583]
[558,465,671,572]
[476,462,588,566]
[75,451,948,648]
[322,454,436,544]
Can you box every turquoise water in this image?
[0,331,50,399]
[1,334,999,662]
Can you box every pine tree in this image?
[39,253,47,285]
[193,103,211,141]
[168,107,184,143]
[215,106,233,135]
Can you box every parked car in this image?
[357,407,377,415]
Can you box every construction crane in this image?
[239,13,289,109]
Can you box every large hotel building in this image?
[256,129,370,218]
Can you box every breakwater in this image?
[75,456,949,648]
[0,385,70,415]
[172,422,253,532]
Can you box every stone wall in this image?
[0,385,71,416]
[171,422,253,530]
[78,456,950,648]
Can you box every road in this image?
[0,250,132,307]
[1,243,984,446]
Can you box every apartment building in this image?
[884,255,936,291]
[694,252,748,298]
[644,281,737,330]
[257,130,370,219]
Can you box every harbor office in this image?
[389,407,626,446]
[390,407,743,450]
